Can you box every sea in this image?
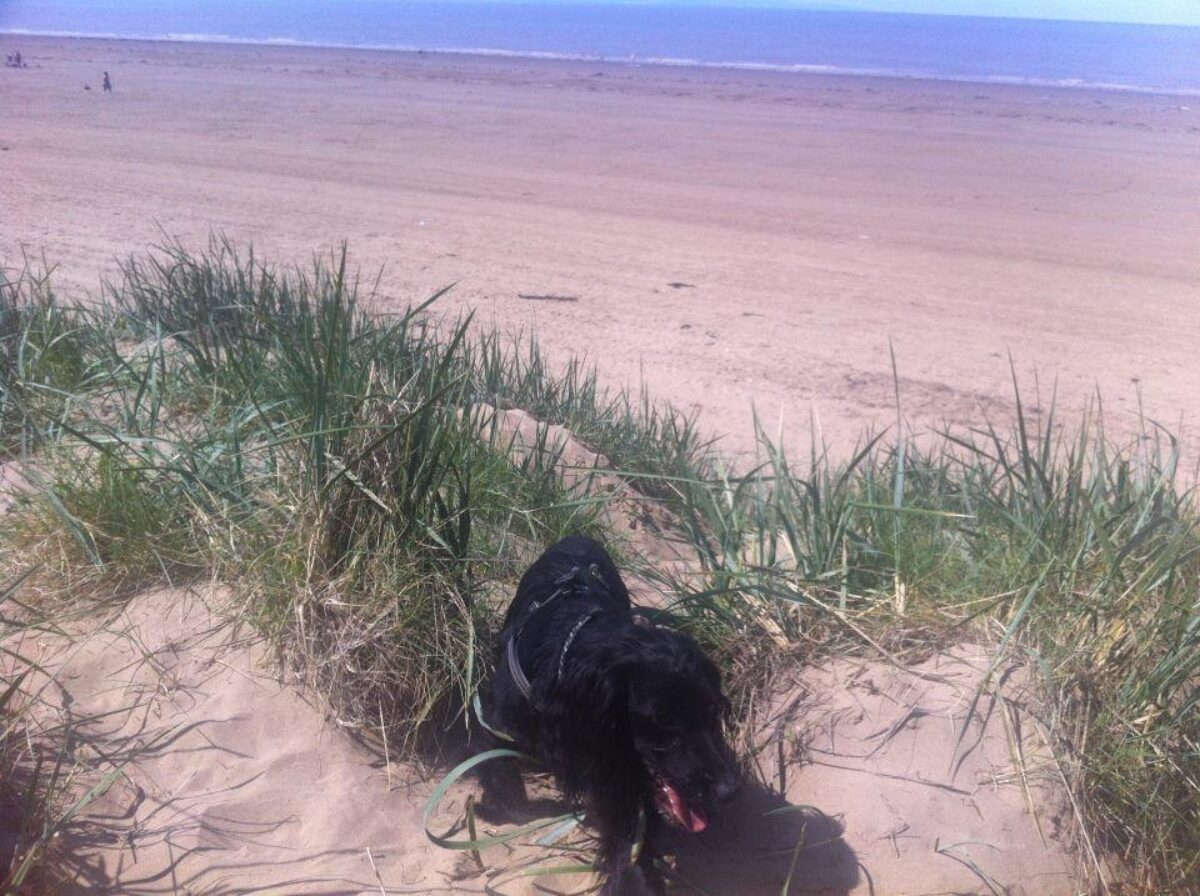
[3,1,1200,96]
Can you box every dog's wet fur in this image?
[478,536,740,895]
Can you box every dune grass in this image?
[1,238,1197,893]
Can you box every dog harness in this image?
[506,564,605,706]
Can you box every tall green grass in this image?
[1,239,1196,892]
[1,260,95,458]
[3,237,613,751]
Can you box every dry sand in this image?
[5,587,1081,895]
[3,35,1199,458]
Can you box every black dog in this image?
[479,536,740,895]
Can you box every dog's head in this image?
[624,629,741,833]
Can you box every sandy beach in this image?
[3,34,1199,457]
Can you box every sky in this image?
[0,0,1197,28]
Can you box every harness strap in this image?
[505,563,606,707]
[506,628,537,702]
[556,608,602,683]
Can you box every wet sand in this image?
[3,35,1199,457]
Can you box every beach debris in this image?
[667,281,695,289]
[517,293,579,303]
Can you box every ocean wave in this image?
[3,26,1197,97]
[4,27,133,41]
[162,32,239,44]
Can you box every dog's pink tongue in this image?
[663,783,708,833]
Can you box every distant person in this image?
[102,71,112,92]
[15,51,22,67]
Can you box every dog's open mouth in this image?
[653,776,708,833]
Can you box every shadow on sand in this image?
[662,778,862,896]
[42,713,384,896]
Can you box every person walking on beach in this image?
[102,71,112,92]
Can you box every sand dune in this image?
[3,35,1198,458]
[8,587,1079,895]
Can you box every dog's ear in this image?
[538,660,632,800]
